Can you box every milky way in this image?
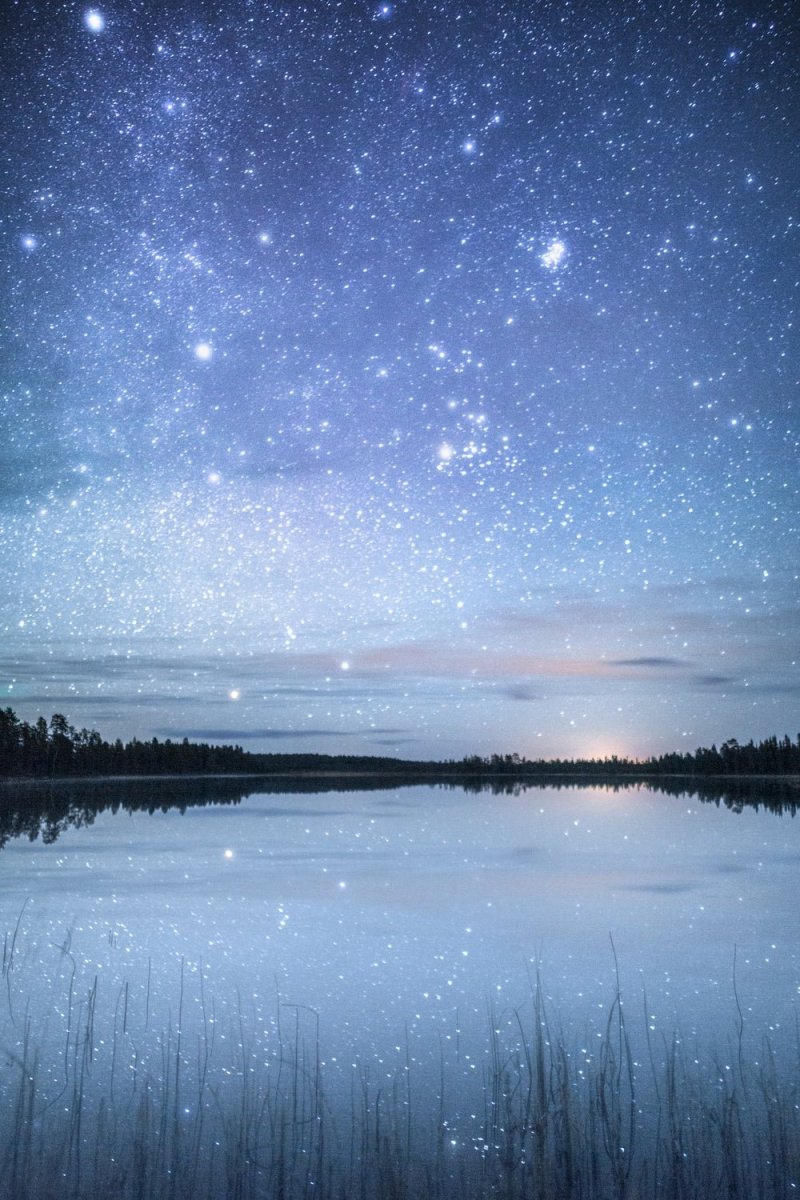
[2,1,798,759]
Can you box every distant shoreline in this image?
[3,711,798,783]
[3,769,799,787]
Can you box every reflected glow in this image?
[1,780,796,1058]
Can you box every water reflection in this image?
[1,773,797,851]
[0,773,402,849]
[642,773,800,813]
[0,778,798,1196]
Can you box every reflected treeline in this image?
[454,774,800,814]
[642,774,800,815]
[450,775,654,797]
[1,771,797,852]
[0,773,411,851]
[0,776,246,849]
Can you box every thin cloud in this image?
[612,657,685,669]
[164,728,351,741]
[503,684,544,702]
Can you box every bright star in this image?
[194,342,213,361]
[84,9,105,33]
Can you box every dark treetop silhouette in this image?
[1,708,798,783]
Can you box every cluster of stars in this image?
[0,0,797,758]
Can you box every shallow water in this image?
[2,778,799,1197]
[1,779,797,1064]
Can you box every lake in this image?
[1,777,798,1197]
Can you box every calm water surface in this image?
[1,779,797,1073]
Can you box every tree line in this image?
[0,708,441,779]
[457,735,800,779]
[0,707,798,781]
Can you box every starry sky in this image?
[1,0,798,762]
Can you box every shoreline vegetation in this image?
[1,928,798,1200]
[1,707,799,784]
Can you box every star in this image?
[83,9,106,34]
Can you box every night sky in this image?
[2,1,798,761]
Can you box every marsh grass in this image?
[1,930,799,1199]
